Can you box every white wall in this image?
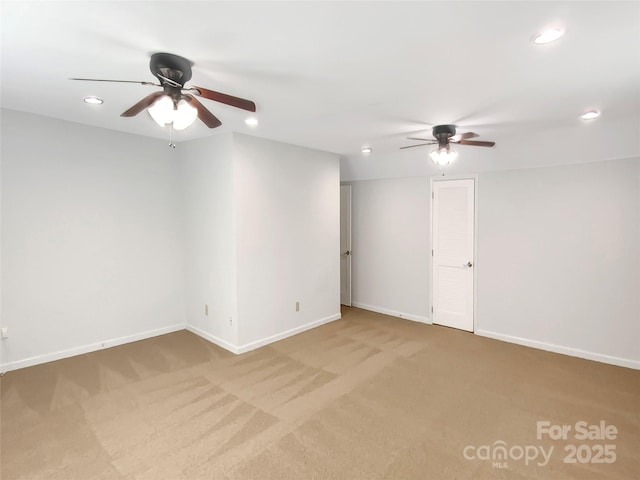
[179,133,238,349]
[0,109,3,367]
[7,107,633,370]
[1,111,343,370]
[346,177,430,323]
[343,157,640,368]
[1,109,185,370]
[234,133,341,349]
[476,158,640,367]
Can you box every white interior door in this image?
[432,179,475,332]
[340,185,352,306]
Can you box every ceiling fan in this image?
[71,52,256,130]
[401,124,495,165]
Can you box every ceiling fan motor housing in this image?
[150,52,193,87]
[433,124,456,147]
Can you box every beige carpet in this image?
[1,307,638,479]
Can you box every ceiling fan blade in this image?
[406,137,433,142]
[190,86,256,112]
[458,139,496,147]
[400,143,432,149]
[71,78,159,86]
[184,94,222,128]
[121,92,165,117]
[449,132,479,143]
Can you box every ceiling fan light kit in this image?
[430,146,458,166]
[402,124,495,166]
[148,96,198,130]
[71,52,257,133]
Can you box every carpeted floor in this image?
[1,307,638,479]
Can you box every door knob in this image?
[464,261,473,268]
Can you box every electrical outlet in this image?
[295,301,300,312]
[204,304,209,316]
[1,327,7,339]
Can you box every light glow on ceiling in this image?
[532,28,564,45]
[245,117,259,127]
[83,96,103,105]
[580,110,601,120]
[361,146,372,154]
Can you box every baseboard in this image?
[185,324,241,354]
[351,302,432,325]
[475,329,640,370]
[186,313,342,355]
[237,313,342,354]
[0,323,186,373]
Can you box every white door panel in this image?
[340,185,352,306]
[433,179,474,332]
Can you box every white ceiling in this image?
[2,1,639,164]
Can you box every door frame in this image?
[429,174,479,332]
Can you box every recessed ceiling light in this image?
[83,96,103,105]
[361,146,372,154]
[245,117,258,127]
[532,28,564,45]
[580,110,601,120]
